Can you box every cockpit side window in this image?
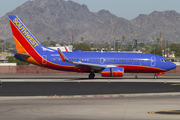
[161,59,168,62]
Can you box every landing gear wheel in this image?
[154,75,158,79]
[135,75,138,79]
[89,73,95,79]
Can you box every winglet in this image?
[64,45,68,52]
[57,48,69,62]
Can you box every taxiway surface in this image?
[0,77,180,120]
[1,96,180,120]
[0,78,180,96]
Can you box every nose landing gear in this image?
[154,75,158,79]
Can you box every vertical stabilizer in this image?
[9,15,43,66]
[9,15,42,54]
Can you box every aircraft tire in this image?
[154,75,158,79]
[89,73,95,79]
[135,75,138,79]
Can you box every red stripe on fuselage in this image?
[116,65,166,73]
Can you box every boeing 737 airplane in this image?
[8,15,177,79]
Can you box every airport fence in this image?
[0,65,75,75]
[0,65,179,75]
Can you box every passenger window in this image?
[59,58,61,61]
[53,58,55,61]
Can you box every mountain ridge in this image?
[0,0,180,43]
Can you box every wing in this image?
[57,48,106,72]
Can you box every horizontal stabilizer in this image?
[10,49,31,58]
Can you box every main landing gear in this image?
[89,73,95,79]
[135,73,139,79]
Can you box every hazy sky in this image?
[1,0,180,20]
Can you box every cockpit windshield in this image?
[161,59,168,62]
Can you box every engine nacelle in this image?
[101,67,124,77]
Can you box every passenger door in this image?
[42,55,47,65]
[151,57,156,66]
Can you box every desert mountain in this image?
[0,0,117,42]
[80,10,180,43]
[0,0,180,43]
[131,10,180,42]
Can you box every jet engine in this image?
[101,67,124,77]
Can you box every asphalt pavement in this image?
[0,81,180,96]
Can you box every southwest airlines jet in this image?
[8,15,176,79]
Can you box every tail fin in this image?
[9,15,42,66]
[8,15,41,54]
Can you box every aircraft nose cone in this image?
[171,62,177,69]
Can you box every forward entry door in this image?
[42,55,47,65]
[151,57,156,66]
